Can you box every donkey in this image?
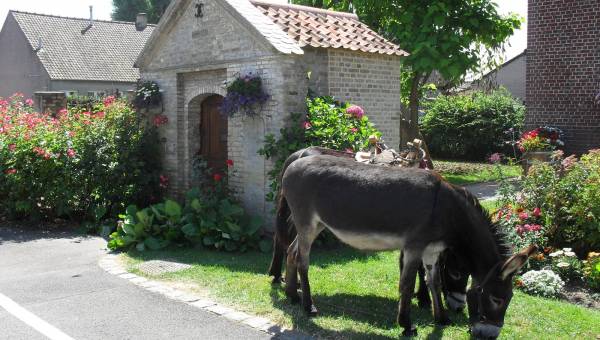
[280,155,535,338]
[268,146,468,311]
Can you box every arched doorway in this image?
[199,94,227,170]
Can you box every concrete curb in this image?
[98,254,308,339]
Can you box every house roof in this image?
[250,1,408,56]
[9,11,155,82]
[136,0,406,67]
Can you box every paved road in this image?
[0,226,273,340]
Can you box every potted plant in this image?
[518,126,564,174]
[220,73,270,117]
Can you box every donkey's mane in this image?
[450,183,511,258]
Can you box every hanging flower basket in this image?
[134,81,162,109]
[221,73,270,117]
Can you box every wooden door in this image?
[200,95,227,171]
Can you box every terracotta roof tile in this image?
[250,1,407,56]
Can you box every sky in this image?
[0,0,527,60]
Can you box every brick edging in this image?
[98,254,306,338]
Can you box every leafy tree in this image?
[292,0,521,156]
[112,0,171,24]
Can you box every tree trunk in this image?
[400,72,435,169]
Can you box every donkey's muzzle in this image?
[471,322,501,339]
[446,291,466,311]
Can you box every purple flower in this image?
[488,152,502,164]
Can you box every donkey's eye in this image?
[448,270,461,280]
[490,296,504,307]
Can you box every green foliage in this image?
[583,252,600,291]
[108,166,269,253]
[521,150,600,254]
[0,94,162,222]
[259,96,381,202]
[420,89,525,160]
[112,0,171,23]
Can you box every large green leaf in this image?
[121,223,136,236]
[182,223,199,237]
[144,236,167,250]
[164,200,182,219]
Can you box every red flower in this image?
[94,111,105,119]
[153,115,168,127]
[518,212,529,220]
[4,168,16,175]
[302,121,312,130]
[66,149,76,158]
[159,175,169,189]
[350,127,358,133]
[213,173,222,182]
[533,207,542,217]
[226,159,234,167]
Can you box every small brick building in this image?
[527,0,600,154]
[135,0,406,222]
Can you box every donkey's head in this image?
[442,251,469,311]
[467,245,537,339]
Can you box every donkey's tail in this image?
[268,188,296,283]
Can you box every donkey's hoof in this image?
[286,292,300,304]
[271,276,283,285]
[304,304,318,317]
[402,327,417,337]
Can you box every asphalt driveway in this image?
[0,226,273,340]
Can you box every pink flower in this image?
[345,148,354,154]
[8,144,16,152]
[533,207,542,218]
[530,224,542,232]
[103,96,116,107]
[4,168,16,175]
[94,111,105,119]
[302,121,312,129]
[346,105,365,119]
[66,149,76,158]
[516,225,524,236]
[25,98,34,106]
[350,127,358,133]
[489,153,502,164]
[518,212,529,220]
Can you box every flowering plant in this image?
[518,269,564,298]
[0,94,162,221]
[518,126,564,152]
[495,204,548,252]
[221,73,270,117]
[134,81,162,108]
[548,248,583,282]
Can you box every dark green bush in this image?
[420,89,525,160]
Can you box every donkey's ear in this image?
[499,245,537,281]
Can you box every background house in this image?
[527,0,599,154]
[136,0,406,222]
[0,10,154,112]
[471,50,526,102]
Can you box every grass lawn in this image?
[123,246,600,339]
[434,160,521,186]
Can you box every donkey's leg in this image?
[284,237,300,304]
[422,251,451,325]
[397,251,421,337]
[296,225,323,316]
[416,265,432,308]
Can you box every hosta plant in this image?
[518,269,565,298]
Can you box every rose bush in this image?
[0,94,162,222]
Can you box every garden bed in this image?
[122,247,600,339]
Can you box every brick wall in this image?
[328,50,402,150]
[527,0,600,154]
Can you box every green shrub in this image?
[108,164,270,253]
[420,89,525,160]
[583,252,600,291]
[259,96,381,202]
[0,94,162,221]
[521,150,600,254]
